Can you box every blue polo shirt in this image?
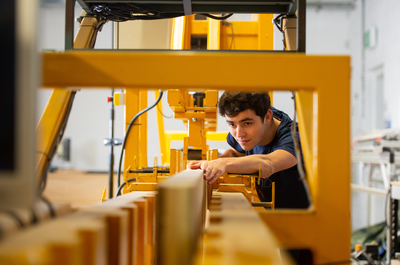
[226,107,310,209]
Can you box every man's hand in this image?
[187,159,228,184]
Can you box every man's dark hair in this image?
[218,91,271,121]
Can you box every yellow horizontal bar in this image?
[191,20,208,35]
[206,131,228,141]
[42,51,350,91]
[164,131,228,142]
[174,112,216,119]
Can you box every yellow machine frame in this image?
[42,50,351,264]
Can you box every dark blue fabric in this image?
[226,107,309,209]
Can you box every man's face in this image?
[225,109,270,151]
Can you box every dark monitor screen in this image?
[0,0,15,170]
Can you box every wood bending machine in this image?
[0,1,351,265]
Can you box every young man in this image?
[188,91,309,209]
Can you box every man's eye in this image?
[245,122,252,126]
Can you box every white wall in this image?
[38,4,125,171]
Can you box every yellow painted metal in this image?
[206,149,262,206]
[170,149,177,175]
[42,51,351,264]
[167,89,186,112]
[154,91,167,165]
[124,89,140,175]
[100,187,106,202]
[36,89,74,183]
[139,90,148,169]
[74,17,98,49]
[295,91,315,183]
[207,18,220,50]
[42,52,351,91]
[256,14,274,50]
[204,90,218,111]
[191,20,208,35]
[36,17,99,185]
[184,17,274,50]
[171,15,193,49]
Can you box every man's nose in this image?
[236,126,246,137]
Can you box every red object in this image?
[107,96,112,103]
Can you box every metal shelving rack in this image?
[65,0,305,52]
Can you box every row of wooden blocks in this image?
[0,191,156,265]
[0,170,287,265]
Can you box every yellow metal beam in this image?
[74,17,98,49]
[154,91,167,165]
[256,14,274,50]
[36,89,74,181]
[124,90,140,171]
[207,18,220,50]
[139,90,148,168]
[42,52,349,91]
[171,15,193,50]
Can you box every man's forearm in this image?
[222,155,274,178]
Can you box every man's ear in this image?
[264,109,273,124]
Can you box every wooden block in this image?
[79,207,128,265]
[195,192,293,265]
[157,170,205,265]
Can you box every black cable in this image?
[385,189,390,229]
[90,3,182,21]
[117,91,163,188]
[200,13,233,20]
[115,178,137,198]
[273,14,285,33]
[157,103,173,118]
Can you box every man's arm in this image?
[187,147,244,169]
[188,149,297,184]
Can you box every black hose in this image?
[116,91,163,188]
[115,178,137,198]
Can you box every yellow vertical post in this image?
[154,91,167,165]
[207,18,221,50]
[171,15,193,50]
[257,14,274,50]
[124,90,140,173]
[257,14,274,105]
[139,90,148,168]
